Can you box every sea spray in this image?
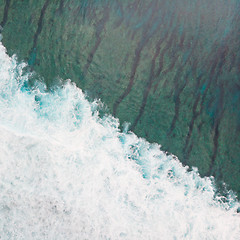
[0,42,239,239]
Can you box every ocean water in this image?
[0,40,239,240]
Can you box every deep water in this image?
[0,41,239,239]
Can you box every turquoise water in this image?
[0,41,239,239]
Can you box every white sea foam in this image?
[0,42,239,239]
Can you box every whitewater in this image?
[0,40,239,239]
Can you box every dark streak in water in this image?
[168,52,198,135]
[113,1,159,115]
[113,39,144,115]
[207,61,226,175]
[207,86,224,176]
[131,38,164,130]
[193,39,228,175]
[210,122,220,174]
[32,0,50,50]
[153,26,178,92]
[168,74,188,135]
[183,75,202,160]
[0,0,11,29]
[83,7,110,74]
[167,14,202,135]
[57,0,64,14]
[113,0,124,28]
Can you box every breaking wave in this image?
[0,41,239,239]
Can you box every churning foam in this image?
[0,41,239,239]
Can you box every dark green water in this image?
[0,0,239,197]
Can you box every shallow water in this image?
[0,41,239,239]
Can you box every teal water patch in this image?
[0,42,240,239]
